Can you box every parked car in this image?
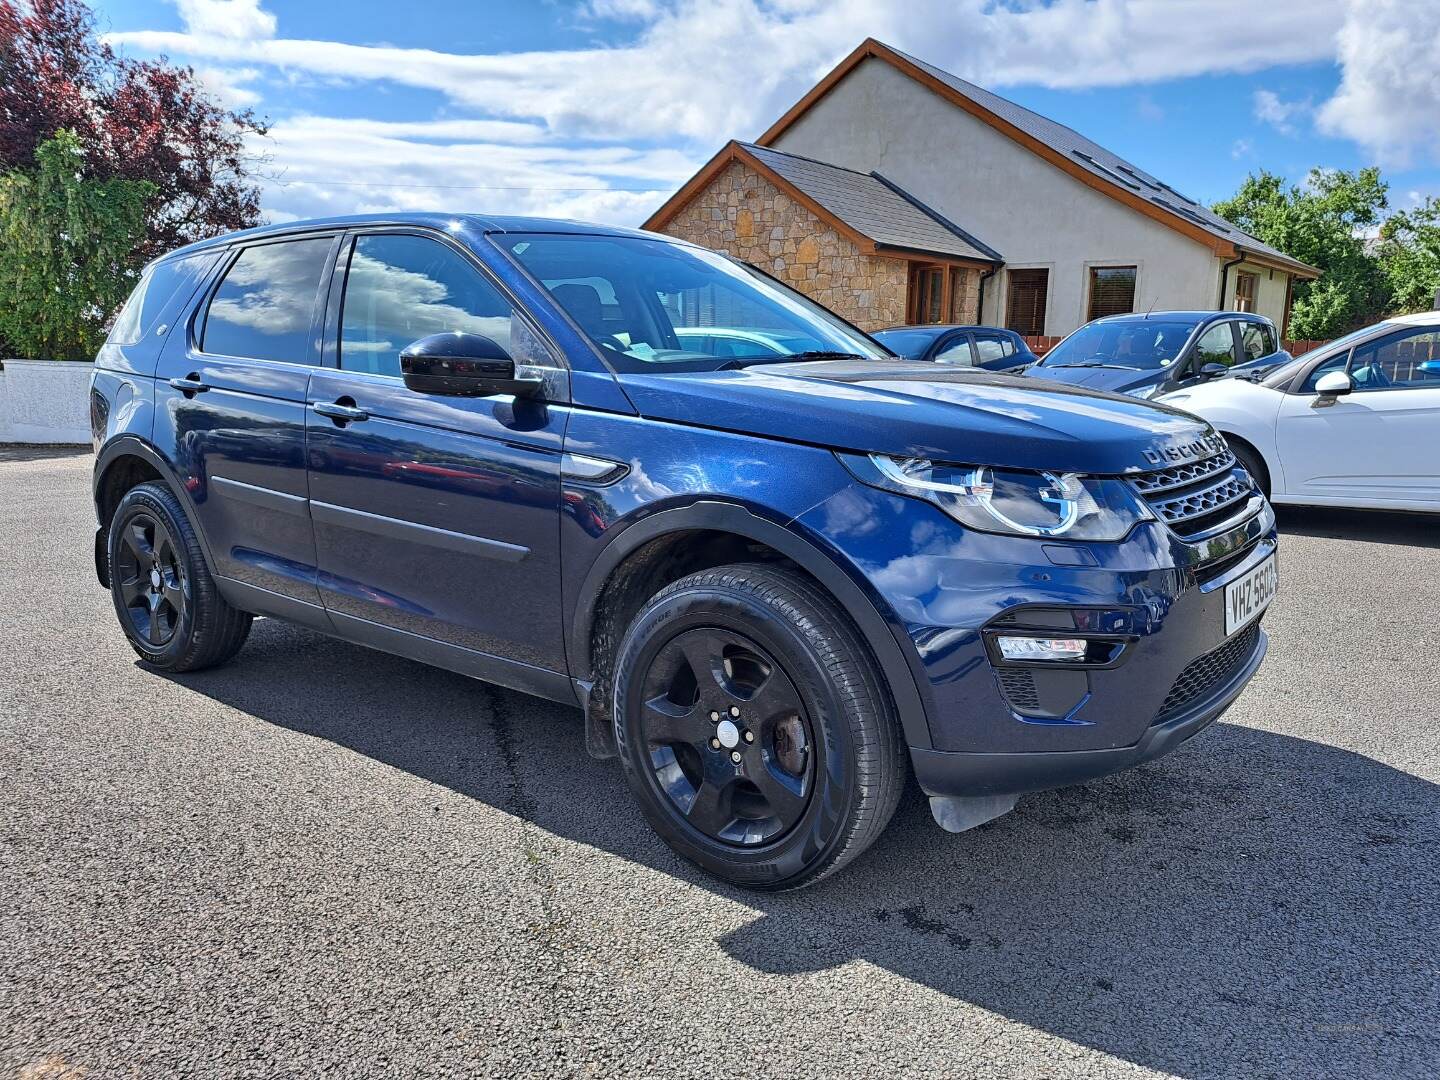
[89,214,1277,890]
[871,324,1036,371]
[1025,311,1291,399]
[1158,312,1440,512]
[673,326,816,358]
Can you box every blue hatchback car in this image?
[89,215,1278,889]
[1025,311,1291,399]
[871,324,1037,372]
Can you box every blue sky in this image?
[92,0,1440,228]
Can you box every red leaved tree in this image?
[0,0,268,261]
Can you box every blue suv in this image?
[89,215,1278,889]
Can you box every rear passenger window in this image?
[1240,322,1276,362]
[108,253,217,345]
[340,234,533,378]
[202,238,333,363]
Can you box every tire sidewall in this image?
[108,485,197,668]
[613,583,862,889]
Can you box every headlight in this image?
[842,454,1152,541]
[1124,384,1159,399]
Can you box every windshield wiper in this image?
[1053,361,1140,370]
[715,351,869,370]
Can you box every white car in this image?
[1157,312,1440,512]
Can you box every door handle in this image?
[168,375,209,395]
[312,400,370,423]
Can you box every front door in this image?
[304,230,571,679]
[1275,324,1440,506]
[154,234,339,605]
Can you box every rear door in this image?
[1274,323,1440,507]
[304,229,571,680]
[154,233,339,605]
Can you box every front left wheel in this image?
[612,563,905,890]
[107,482,252,672]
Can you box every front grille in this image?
[1130,448,1257,539]
[1156,623,1260,720]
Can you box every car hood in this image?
[1024,364,1163,394]
[618,360,1216,476]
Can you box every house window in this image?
[1087,265,1137,321]
[1005,269,1048,336]
[908,265,947,324]
[1234,271,1258,313]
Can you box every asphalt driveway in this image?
[2,446,1437,1078]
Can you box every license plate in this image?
[1225,553,1278,636]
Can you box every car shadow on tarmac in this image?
[1275,504,1439,549]
[160,619,1438,1079]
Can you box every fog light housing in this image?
[996,636,1088,662]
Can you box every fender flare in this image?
[92,434,220,573]
[568,501,934,750]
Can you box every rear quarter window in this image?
[107,252,218,345]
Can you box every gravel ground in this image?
[2,446,1437,1079]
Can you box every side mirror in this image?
[1314,370,1354,398]
[1198,362,1229,381]
[399,333,543,398]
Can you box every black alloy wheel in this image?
[107,482,252,672]
[113,510,186,648]
[613,563,905,890]
[638,626,814,846]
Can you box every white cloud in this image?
[252,114,692,225]
[109,0,1347,145]
[1231,138,1252,159]
[1317,0,1440,166]
[175,0,275,40]
[193,65,262,108]
[1252,88,1309,136]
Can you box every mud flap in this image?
[929,793,1019,833]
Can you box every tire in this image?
[1229,440,1271,499]
[107,481,252,672]
[612,563,905,890]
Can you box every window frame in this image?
[1086,264,1138,322]
[1342,323,1440,393]
[326,226,567,385]
[1004,267,1049,337]
[1234,270,1259,314]
[193,232,344,369]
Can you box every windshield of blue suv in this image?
[496,233,891,373]
[1039,320,1196,371]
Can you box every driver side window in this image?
[1349,326,1440,391]
[1192,322,1239,370]
[341,234,540,377]
[934,335,974,365]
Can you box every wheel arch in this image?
[1217,429,1273,497]
[570,501,933,757]
[93,436,218,586]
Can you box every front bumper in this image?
[911,623,1267,797]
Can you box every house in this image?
[645,39,1319,337]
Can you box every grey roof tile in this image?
[741,142,1001,263]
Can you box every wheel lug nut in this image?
[729,706,740,717]
[743,730,754,743]
[709,711,719,722]
[709,738,721,751]
[730,751,742,764]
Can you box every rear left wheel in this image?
[108,482,252,672]
[612,563,905,890]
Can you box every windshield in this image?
[1260,322,1394,388]
[495,233,890,373]
[872,329,942,359]
[1040,320,1197,370]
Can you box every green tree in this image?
[0,129,153,359]
[1376,197,1440,314]
[1213,168,1389,339]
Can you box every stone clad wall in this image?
[659,161,911,331]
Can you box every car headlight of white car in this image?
[1124,384,1160,399]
